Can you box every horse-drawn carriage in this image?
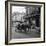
[16,21,31,32]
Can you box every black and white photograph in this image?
[5,1,45,45]
[11,5,40,39]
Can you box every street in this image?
[12,31,40,39]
